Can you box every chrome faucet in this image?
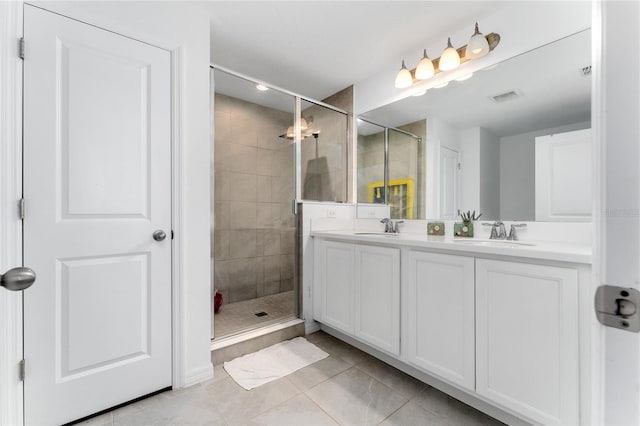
[483,221,507,240]
[507,223,527,241]
[380,218,404,234]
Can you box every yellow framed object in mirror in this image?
[367,178,414,219]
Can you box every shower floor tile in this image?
[214,290,295,338]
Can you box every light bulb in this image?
[285,126,294,138]
[415,49,435,80]
[439,37,460,71]
[466,23,490,59]
[395,60,413,88]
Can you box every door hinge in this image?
[18,38,24,60]
[292,199,298,215]
[457,162,461,171]
[18,198,25,220]
[171,230,174,240]
[19,359,25,381]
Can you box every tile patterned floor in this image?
[214,291,295,338]
[79,331,505,426]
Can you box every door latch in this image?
[595,285,640,332]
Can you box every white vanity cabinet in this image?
[313,239,355,334]
[311,233,588,425]
[475,259,580,426]
[354,244,401,356]
[313,239,401,355]
[404,250,475,391]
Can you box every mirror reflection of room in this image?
[358,29,591,222]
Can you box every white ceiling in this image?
[205,1,505,101]
[360,29,592,137]
[206,1,591,138]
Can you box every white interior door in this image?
[23,5,172,424]
[439,146,459,220]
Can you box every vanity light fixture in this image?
[466,23,490,59]
[256,83,269,91]
[439,37,461,71]
[394,23,500,89]
[395,60,413,88]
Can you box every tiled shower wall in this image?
[213,93,296,304]
[299,87,353,203]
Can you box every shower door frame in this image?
[356,118,423,218]
[210,65,351,340]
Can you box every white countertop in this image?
[310,230,592,265]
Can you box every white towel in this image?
[224,337,329,390]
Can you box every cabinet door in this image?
[313,239,355,334]
[354,245,401,356]
[405,251,475,390]
[476,259,579,425]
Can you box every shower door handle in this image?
[1,267,36,291]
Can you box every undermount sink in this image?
[453,239,536,247]
[353,231,387,235]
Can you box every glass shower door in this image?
[212,68,297,339]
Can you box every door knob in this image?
[1,267,36,291]
[153,230,166,241]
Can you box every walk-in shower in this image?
[211,67,349,340]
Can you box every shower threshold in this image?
[211,317,304,353]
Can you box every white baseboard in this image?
[305,319,321,335]
[182,364,214,387]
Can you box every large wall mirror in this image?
[357,29,591,222]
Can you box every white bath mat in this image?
[224,337,329,390]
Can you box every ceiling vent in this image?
[489,89,522,103]
[581,65,592,76]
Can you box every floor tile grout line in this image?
[376,399,411,426]
[303,365,410,425]
[240,378,303,424]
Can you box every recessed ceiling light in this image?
[434,81,449,89]
[256,84,269,91]
[456,73,473,81]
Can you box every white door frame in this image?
[0,2,25,425]
[0,2,189,424]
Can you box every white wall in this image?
[479,128,500,220]
[499,120,590,220]
[354,1,591,116]
[29,0,213,386]
[460,127,480,214]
